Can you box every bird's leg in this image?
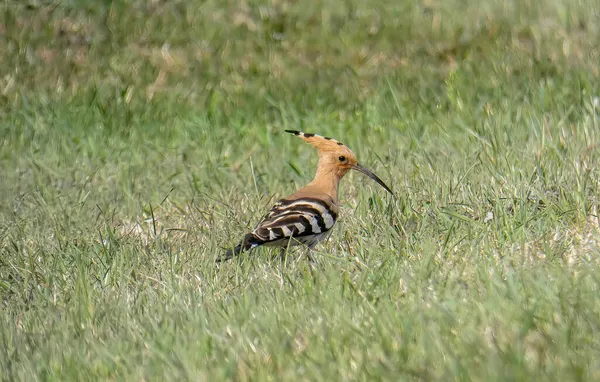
[305,249,316,263]
[269,247,285,263]
[305,248,321,278]
[278,247,287,264]
[306,242,319,263]
[280,238,299,266]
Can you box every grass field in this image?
[1,0,600,380]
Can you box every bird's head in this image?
[285,130,394,195]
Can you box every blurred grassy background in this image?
[1,0,600,380]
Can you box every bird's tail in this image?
[217,234,260,262]
[217,244,243,262]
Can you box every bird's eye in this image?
[338,156,346,162]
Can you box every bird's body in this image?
[220,130,393,262]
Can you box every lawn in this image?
[1,0,600,380]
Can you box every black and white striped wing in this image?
[220,197,338,261]
[249,198,338,248]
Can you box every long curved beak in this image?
[352,163,395,196]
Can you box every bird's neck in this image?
[306,166,341,202]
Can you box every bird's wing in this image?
[251,197,338,244]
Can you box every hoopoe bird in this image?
[219,130,394,262]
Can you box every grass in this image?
[1,0,600,380]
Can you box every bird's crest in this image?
[285,130,349,154]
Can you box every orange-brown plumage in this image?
[219,130,394,262]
